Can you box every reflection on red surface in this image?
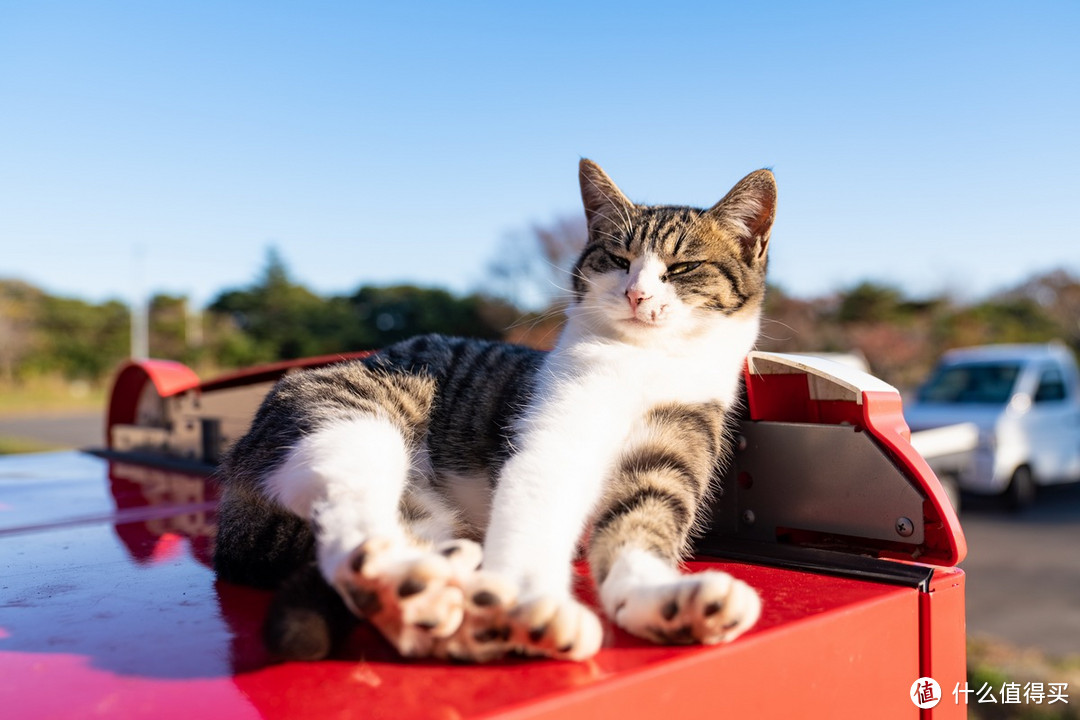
[107,460,219,567]
[0,453,964,719]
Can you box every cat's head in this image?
[568,159,776,345]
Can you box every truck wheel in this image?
[1005,465,1036,511]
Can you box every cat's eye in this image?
[666,261,701,277]
[606,251,631,271]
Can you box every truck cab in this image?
[905,343,1080,508]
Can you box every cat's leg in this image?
[219,364,480,658]
[441,372,625,662]
[266,411,483,658]
[590,402,761,646]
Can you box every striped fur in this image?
[213,159,775,660]
[215,335,543,587]
[588,400,729,585]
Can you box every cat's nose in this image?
[626,288,651,308]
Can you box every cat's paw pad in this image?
[612,571,761,645]
[333,537,472,657]
[509,595,603,661]
[434,571,518,663]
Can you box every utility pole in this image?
[131,247,149,359]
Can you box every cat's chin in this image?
[610,315,684,344]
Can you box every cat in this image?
[213,159,774,662]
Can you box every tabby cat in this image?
[213,159,775,662]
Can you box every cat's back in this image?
[367,334,546,477]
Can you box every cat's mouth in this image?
[621,315,664,329]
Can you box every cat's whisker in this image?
[756,318,798,342]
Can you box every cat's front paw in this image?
[509,594,603,661]
[433,571,519,662]
[434,577,603,662]
[609,570,761,646]
[332,537,482,657]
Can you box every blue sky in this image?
[1,1,1077,309]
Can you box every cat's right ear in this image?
[707,169,777,263]
[579,159,633,231]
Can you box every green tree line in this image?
[1,247,1077,393]
[0,251,519,387]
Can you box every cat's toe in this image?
[434,571,517,663]
[691,573,761,644]
[509,595,603,661]
[613,571,761,646]
[332,537,467,658]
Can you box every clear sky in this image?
[1,1,1077,309]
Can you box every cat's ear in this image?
[579,159,633,232]
[707,169,777,262]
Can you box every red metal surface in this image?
[106,359,201,444]
[920,567,967,720]
[0,453,937,719]
[860,391,966,566]
[743,365,967,567]
[106,353,373,448]
[195,351,373,393]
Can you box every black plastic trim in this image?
[85,448,217,476]
[694,537,935,592]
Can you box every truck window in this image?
[918,362,1021,404]
[1034,366,1067,403]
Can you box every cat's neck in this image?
[548,308,761,406]
[555,306,760,359]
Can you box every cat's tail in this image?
[262,562,358,661]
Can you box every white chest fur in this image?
[481,312,760,593]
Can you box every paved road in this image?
[0,412,103,450]
[2,412,1079,655]
[959,485,1080,657]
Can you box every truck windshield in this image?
[917,362,1022,404]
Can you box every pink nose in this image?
[626,288,651,308]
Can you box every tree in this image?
[208,248,330,361]
[27,296,129,380]
[205,249,525,365]
[835,282,907,324]
[344,286,519,348]
[148,294,194,363]
[0,280,43,383]
[1004,269,1080,352]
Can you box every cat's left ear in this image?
[579,159,634,232]
[706,169,777,263]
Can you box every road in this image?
[1,412,1078,656]
[959,484,1080,657]
[0,411,103,450]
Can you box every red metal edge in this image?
[195,351,372,392]
[106,352,374,447]
[920,566,967,720]
[861,390,966,566]
[106,360,202,446]
[742,362,967,567]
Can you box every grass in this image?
[0,376,106,416]
[967,636,1079,719]
[0,435,62,455]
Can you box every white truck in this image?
[904,343,1080,509]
